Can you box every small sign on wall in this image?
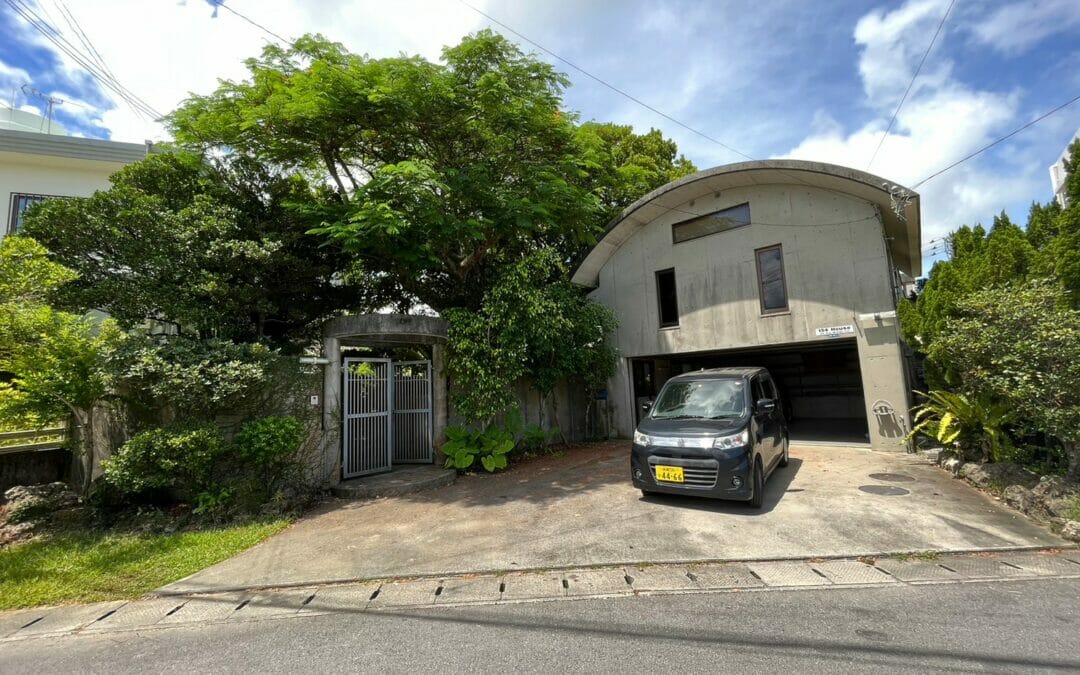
[815,324,855,338]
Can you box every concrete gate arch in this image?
[319,314,448,487]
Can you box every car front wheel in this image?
[748,458,764,509]
[779,436,789,468]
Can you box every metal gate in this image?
[392,361,433,464]
[342,357,432,479]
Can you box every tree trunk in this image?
[1066,440,1080,485]
[550,389,568,446]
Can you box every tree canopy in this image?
[22,152,355,348]
[900,139,1080,477]
[20,30,698,426]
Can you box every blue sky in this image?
[2,0,1079,270]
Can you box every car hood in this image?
[637,416,747,437]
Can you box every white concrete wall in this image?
[588,182,912,451]
[0,150,124,238]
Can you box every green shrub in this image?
[906,390,1013,462]
[234,416,305,467]
[443,425,515,472]
[102,424,224,497]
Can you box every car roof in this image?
[668,367,767,381]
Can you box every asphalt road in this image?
[2,578,1078,673]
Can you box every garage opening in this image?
[630,339,869,446]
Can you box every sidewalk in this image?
[3,549,1078,642]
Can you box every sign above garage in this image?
[816,324,855,338]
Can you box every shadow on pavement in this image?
[376,440,632,509]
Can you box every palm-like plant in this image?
[906,390,1014,462]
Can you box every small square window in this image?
[755,244,788,314]
[655,268,679,328]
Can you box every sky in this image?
[1,0,1079,272]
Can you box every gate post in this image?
[432,342,448,455]
[320,335,342,487]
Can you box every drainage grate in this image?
[869,473,915,483]
[858,485,911,496]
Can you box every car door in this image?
[751,376,775,465]
[764,374,784,457]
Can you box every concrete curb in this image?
[150,543,1078,598]
[5,549,1080,644]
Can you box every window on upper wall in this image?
[671,202,751,244]
[7,193,55,234]
[755,244,788,314]
[655,268,679,328]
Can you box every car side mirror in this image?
[641,401,652,413]
[756,398,776,414]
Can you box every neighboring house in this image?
[0,110,149,240]
[571,160,921,453]
[1049,128,1079,208]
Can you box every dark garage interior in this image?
[631,339,870,445]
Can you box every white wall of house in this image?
[0,127,147,239]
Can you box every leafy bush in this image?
[442,425,515,472]
[906,390,1013,462]
[114,336,279,426]
[102,424,224,497]
[233,416,305,467]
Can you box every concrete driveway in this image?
[161,441,1068,594]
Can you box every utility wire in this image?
[866,0,955,171]
[209,2,905,232]
[217,2,291,44]
[4,0,161,120]
[913,91,1080,188]
[455,0,754,162]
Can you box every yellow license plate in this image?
[655,465,684,483]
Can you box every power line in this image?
[455,0,754,162]
[4,0,161,120]
[216,2,291,44]
[913,91,1080,188]
[866,0,955,171]
[209,3,913,232]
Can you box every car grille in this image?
[648,456,719,488]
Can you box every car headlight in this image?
[633,430,652,446]
[713,430,749,450]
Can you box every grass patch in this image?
[1065,498,1080,522]
[0,519,287,610]
[895,550,940,562]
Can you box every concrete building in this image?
[1049,128,1079,208]
[571,160,921,452]
[1,110,148,239]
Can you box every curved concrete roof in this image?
[571,159,921,288]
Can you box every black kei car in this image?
[630,367,788,509]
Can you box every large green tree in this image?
[168,31,601,312]
[575,121,697,226]
[23,152,355,347]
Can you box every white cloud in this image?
[12,0,488,142]
[970,0,1080,55]
[780,0,1044,266]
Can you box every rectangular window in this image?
[8,193,54,234]
[655,268,679,328]
[755,244,788,314]
[672,202,750,244]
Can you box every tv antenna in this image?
[21,84,64,133]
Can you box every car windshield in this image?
[650,378,746,419]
